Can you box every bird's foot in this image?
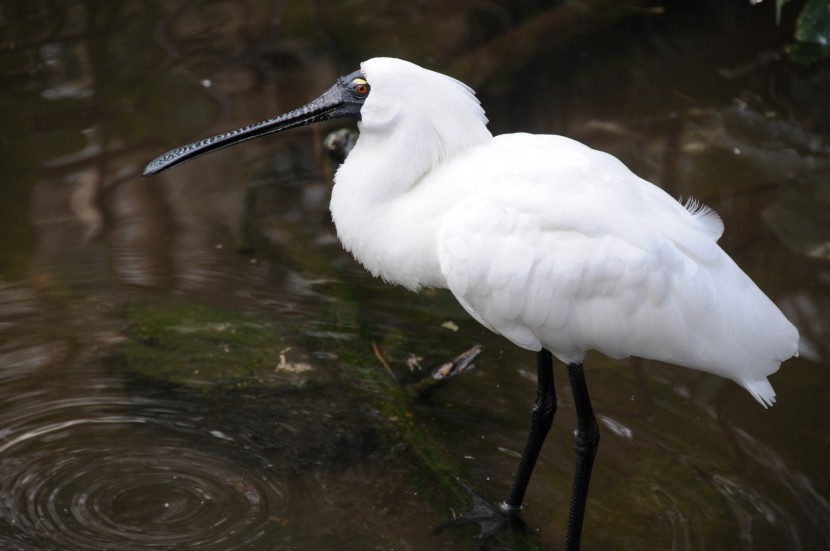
[435,481,532,550]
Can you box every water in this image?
[1,1,829,549]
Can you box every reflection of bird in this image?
[145,57,800,550]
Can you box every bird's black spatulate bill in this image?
[143,70,366,177]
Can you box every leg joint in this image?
[530,395,556,432]
[573,422,600,454]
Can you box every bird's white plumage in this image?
[330,57,799,408]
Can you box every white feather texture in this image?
[330,58,799,408]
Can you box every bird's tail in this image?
[741,378,776,408]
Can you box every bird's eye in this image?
[352,78,369,96]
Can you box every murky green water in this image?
[1,1,828,549]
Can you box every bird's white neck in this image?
[330,132,449,291]
[329,58,493,290]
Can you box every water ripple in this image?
[0,397,286,550]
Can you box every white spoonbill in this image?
[144,57,800,550]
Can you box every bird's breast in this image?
[330,163,453,291]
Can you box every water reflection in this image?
[0,350,447,549]
[1,1,829,550]
[0,403,288,549]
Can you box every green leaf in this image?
[791,0,830,63]
[795,0,830,44]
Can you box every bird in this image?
[144,57,800,550]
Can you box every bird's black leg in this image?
[501,349,557,511]
[435,350,554,548]
[563,362,600,551]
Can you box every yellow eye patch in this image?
[352,78,369,96]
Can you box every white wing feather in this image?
[436,134,798,407]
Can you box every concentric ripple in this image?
[0,395,287,550]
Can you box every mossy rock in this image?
[124,298,331,390]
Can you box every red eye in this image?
[355,83,368,95]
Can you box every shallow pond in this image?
[1,1,828,550]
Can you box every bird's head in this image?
[143,58,490,177]
[353,58,491,173]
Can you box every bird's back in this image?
[435,134,799,406]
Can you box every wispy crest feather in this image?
[682,196,724,241]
